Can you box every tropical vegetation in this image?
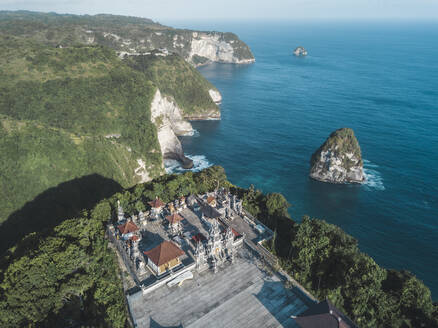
[0,11,254,64]
[1,166,436,327]
[0,35,161,225]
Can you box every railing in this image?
[242,209,274,236]
[243,239,317,305]
[106,227,140,286]
[241,210,318,305]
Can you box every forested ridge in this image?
[0,35,161,224]
[0,11,254,64]
[125,53,219,117]
[0,32,220,225]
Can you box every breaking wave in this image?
[179,129,200,137]
[363,159,385,191]
[164,154,212,174]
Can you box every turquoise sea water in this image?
[167,21,438,298]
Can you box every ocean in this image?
[165,21,438,298]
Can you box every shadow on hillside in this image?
[0,174,122,255]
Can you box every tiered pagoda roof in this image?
[148,197,165,208]
[165,213,184,225]
[118,220,139,235]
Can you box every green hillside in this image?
[0,35,165,223]
[0,116,146,223]
[126,52,220,117]
[0,11,162,45]
[0,35,158,139]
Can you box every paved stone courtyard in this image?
[127,248,308,328]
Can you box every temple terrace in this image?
[108,188,356,328]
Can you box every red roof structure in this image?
[165,213,184,225]
[130,235,140,242]
[148,197,165,208]
[207,196,216,205]
[143,241,185,266]
[118,220,139,235]
[231,228,241,238]
[191,232,206,243]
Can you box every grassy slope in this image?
[126,53,220,117]
[0,11,162,45]
[0,116,141,223]
[0,36,163,222]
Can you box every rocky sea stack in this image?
[310,128,365,184]
[293,46,308,56]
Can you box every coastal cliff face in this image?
[0,12,255,67]
[125,53,222,121]
[310,128,365,184]
[209,89,223,104]
[150,89,194,168]
[188,32,255,66]
[0,13,235,221]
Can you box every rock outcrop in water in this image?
[294,46,308,56]
[310,128,365,184]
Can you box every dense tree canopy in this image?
[126,53,220,117]
[0,33,221,224]
[0,166,230,327]
[0,201,126,327]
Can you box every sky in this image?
[1,0,438,21]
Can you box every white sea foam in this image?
[179,129,200,137]
[164,154,212,174]
[363,160,385,191]
[363,159,379,169]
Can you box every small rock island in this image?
[310,128,365,184]
[293,46,308,56]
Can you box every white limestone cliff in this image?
[150,89,193,157]
[189,33,255,66]
[209,89,222,104]
[84,28,254,66]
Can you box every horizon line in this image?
[1,9,437,23]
